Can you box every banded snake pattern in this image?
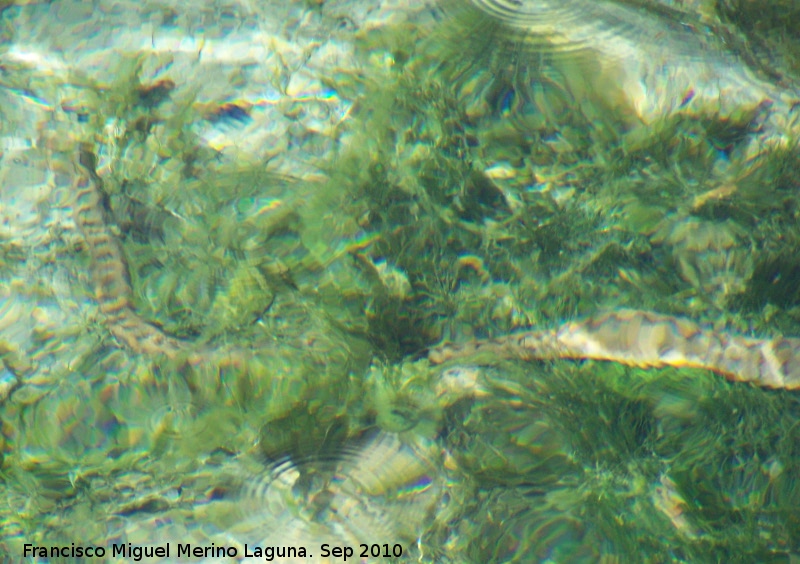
[75,145,800,390]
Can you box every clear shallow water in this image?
[1,0,800,562]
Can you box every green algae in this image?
[3,3,800,562]
[331,9,800,560]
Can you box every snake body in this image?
[75,146,800,390]
[74,146,189,360]
[429,309,800,390]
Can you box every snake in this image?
[73,144,249,367]
[429,309,800,390]
[75,144,800,390]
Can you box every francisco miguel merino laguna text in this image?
[23,542,372,561]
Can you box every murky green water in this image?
[1,0,800,562]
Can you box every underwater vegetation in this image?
[321,2,800,559]
[717,0,800,80]
[1,0,800,561]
